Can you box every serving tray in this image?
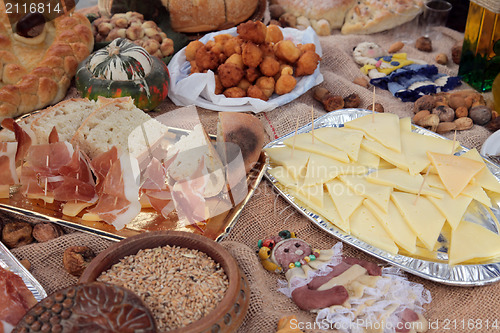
[0,241,47,301]
[264,109,500,286]
[0,127,266,242]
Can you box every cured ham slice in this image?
[90,146,119,195]
[0,266,38,331]
[87,154,141,230]
[0,143,19,197]
[0,119,33,163]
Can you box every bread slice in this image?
[217,112,265,173]
[72,97,169,159]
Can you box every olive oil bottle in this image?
[458,0,500,92]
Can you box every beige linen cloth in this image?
[3,26,499,333]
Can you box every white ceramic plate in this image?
[481,129,500,157]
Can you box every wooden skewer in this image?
[44,155,49,197]
[291,114,300,158]
[311,106,315,144]
[414,166,431,205]
[371,86,376,122]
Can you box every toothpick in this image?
[44,155,49,197]
[451,130,457,155]
[311,106,315,144]
[414,166,431,205]
[371,86,376,122]
[291,115,300,158]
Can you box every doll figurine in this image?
[258,231,431,333]
[353,42,461,102]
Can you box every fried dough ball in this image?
[246,67,261,83]
[225,53,244,70]
[237,78,251,92]
[214,74,224,94]
[224,37,243,57]
[298,43,316,54]
[223,87,246,98]
[295,51,321,76]
[242,42,263,68]
[190,60,201,74]
[275,74,297,95]
[185,40,204,61]
[259,56,280,77]
[274,40,301,63]
[274,64,294,81]
[195,46,219,71]
[247,85,268,101]
[260,43,275,58]
[218,63,245,88]
[213,33,232,45]
[265,24,283,44]
[256,76,275,98]
[237,20,267,44]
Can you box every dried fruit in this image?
[436,121,456,134]
[415,36,432,52]
[343,93,361,108]
[2,221,33,248]
[413,95,435,114]
[454,117,473,131]
[416,114,439,132]
[32,223,63,243]
[388,41,404,53]
[451,41,462,64]
[353,77,369,89]
[63,246,96,277]
[432,105,455,122]
[366,103,384,113]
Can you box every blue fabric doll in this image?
[353,42,461,102]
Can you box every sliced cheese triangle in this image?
[400,117,412,132]
[427,152,485,198]
[364,199,417,254]
[462,183,492,207]
[340,174,392,213]
[268,166,300,189]
[344,113,402,153]
[283,133,349,162]
[296,183,324,208]
[361,139,409,171]
[391,192,445,251]
[303,153,366,186]
[357,148,380,169]
[366,168,443,198]
[325,179,364,224]
[314,127,364,161]
[427,188,473,230]
[461,148,500,194]
[449,220,500,265]
[265,146,309,180]
[350,205,398,254]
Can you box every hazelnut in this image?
[432,105,455,122]
[455,106,468,118]
[32,223,63,243]
[63,246,95,277]
[435,53,448,65]
[366,103,384,113]
[469,105,492,125]
[2,221,33,248]
[415,36,432,52]
[413,95,435,114]
[343,93,361,108]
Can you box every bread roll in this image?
[162,0,259,33]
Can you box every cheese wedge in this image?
[425,174,445,190]
[325,179,364,224]
[268,166,301,189]
[344,113,402,153]
[400,117,412,132]
[449,220,500,265]
[366,168,443,198]
[391,192,446,251]
[361,139,409,171]
[401,130,458,175]
[265,146,310,180]
[349,205,398,254]
[364,199,417,254]
[357,148,380,169]
[340,174,392,213]
[314,127,364,161]
[296,183,324,208]
[283,133,349,162]
[427,152,485,198]
[427,188,473,230]
[303,153,366,186]
[461,148,500,194]
[462,183,492,207]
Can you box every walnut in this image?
[32,222,63,243]
[63,246,95,277]
[415,36,432,52]
[343,93,361,108]
[366,103,384,113]
[2,221,33,248]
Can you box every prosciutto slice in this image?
[91,146,119,195]
[88,153,141,230]
[0,142,19,186]
[0,267,37,332]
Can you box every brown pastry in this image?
[0,6,94,121]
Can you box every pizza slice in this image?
[341,0,423,35]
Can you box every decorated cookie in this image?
[258,231,431,333]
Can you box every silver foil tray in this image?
[264,108,500,286]
[0,241,47,301]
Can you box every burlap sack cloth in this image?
[3,27,498,333]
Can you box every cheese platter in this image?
[264,108,500,286]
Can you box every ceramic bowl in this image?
[79,231,250,333]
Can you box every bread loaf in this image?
[161,0,260,33]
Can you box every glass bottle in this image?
[458,0,500,92]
